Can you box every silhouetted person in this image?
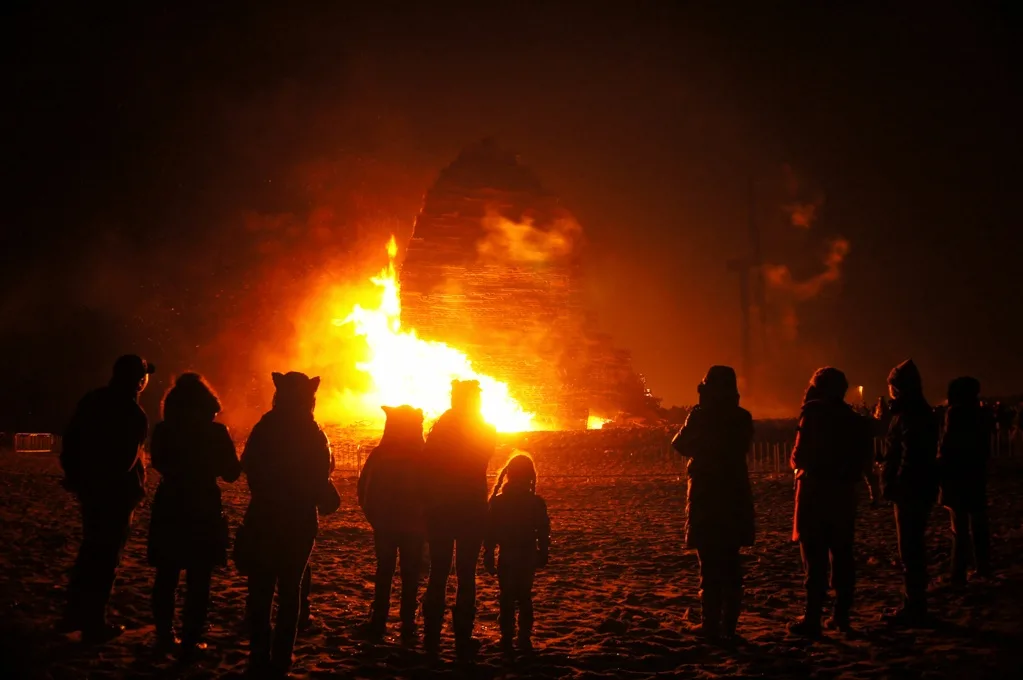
[672,366,755,641]
[147,374,241,657]
[938,377,992,585]
[58,354,154,643]
[483,454,550,656]
[422,379,497,659]
[357,405,427,644]
[235,372,340,677]
[880,359,939,625]
[298,444,336,633]
[788,368,873,637]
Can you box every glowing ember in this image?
[325,236,537,432]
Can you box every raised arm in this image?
[671,409,705,459]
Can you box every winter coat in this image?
[358,440,427,537]
[881,360,940,505]
[235,408,337,574]
[672,404,755,549]
[60,385,148,509]
[790,399,872,541]
[938,405,990,510]
[147,419,241,568]
[422,409,497,531]
[484,485,551,571]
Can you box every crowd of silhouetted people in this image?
[675,359,994,640]
[51,354,997,676]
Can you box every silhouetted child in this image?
[484,453,550,655]
[671,366,755,641]
[357,405,427,644]
[938,377,992,584]
[148,373,241,657]
[59,354,154,644]
[788,368,872,637]
[235,372,340,677]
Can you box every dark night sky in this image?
[3,2,1021,429]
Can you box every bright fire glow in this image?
[587,415,609,430]
[323,236,537,432]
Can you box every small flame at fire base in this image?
[327,236,537,432]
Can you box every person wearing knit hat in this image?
[671,365,754,641]
[788,367,873,637]
[880,359,940,626]
[58,354,154,643]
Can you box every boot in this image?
[455,635,482,661]
[154,626,181,653]
[686,588,721,639]
[721,588,743,640]
[825,589,853,633]
[881,598,930,627]
[788,596,823,638]
[399,620,418,647]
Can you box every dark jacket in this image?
[359,440,426,536]
[672,404,755,548]
[484,484,551,571]
[60,385,148,508]
[938,405,990,509]
[236,408,336,573]
[882,361,939,505]
[790,399,872,541]
[147,419,241,568]
[422,409,497,528]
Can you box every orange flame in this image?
[316,236,537,432]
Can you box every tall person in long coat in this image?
[788,368,873,637]
[672,366,755,641]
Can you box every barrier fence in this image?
[4,429,1022,477]
[13,433,61,454]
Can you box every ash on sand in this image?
[3,429,1023,679]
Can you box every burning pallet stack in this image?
[399,139,648,428]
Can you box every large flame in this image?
[323,236,536,432]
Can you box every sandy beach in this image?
[2,430,1023,679]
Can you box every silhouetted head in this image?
[162,373,221,422]
[947,376,981,408]
[271,371,320,415]
[697,365,739,407]
[451,379,483,414]
[111,354,156,395]
[887,360,923,401]
[380,405,425,446]
[803,367,849,406]
[491,451,537,499]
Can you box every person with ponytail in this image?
[483,453,551,655]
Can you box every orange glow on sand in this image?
[311,236,537,432]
